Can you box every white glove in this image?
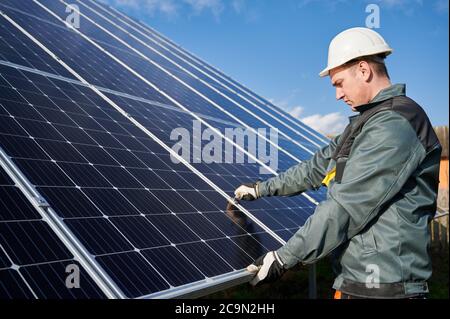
[234,183,260,201]
[246,251,286,286]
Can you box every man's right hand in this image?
[234,183,260,201]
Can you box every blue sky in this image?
[101,0,449,135]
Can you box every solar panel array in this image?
[0,0,328,299]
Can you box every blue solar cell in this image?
[0,167,13,185]
[0,186,41,221]
[64,217,134,255]
[36,139,87,163]
[0,135,49,161]
[80,188,141,216]
[0,248,11,269]
[0,270,36,299]
[14,159,75,187]
[146,214,200,244]
[140,246,205,287]
[0,221,73,265]
[93,165,141,188]
[124,168,170,190]
[176,242,234,276]
[177,213,226,240]
[149,190,197,213]
[95,252,169,298]
[1,100,45,120]
[87,130,125,149]
[115,189,171,215]
[109,216,170,249]
[102,148,146,168]
[38,187,103,218]
[57,162,112,187]
[20,261,106,299]
[70,144,116,166]
[203,212,263,237]
[0,114,29,136]
[207,238,255,269]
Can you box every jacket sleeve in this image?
[257,135,340,197]
[276,112,427,268]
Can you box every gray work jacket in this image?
[258,84,441,298]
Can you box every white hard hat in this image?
[319,27,393,77]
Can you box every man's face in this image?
[329,63,371,111]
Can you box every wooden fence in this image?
[430,212,449,250]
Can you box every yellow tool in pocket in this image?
[322,167,336,187]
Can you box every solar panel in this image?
[0,64,288,298]
[0,155,106,299]
[0,0,329,299]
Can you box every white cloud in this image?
[280,98,346,136]
[300,112,347,136]
[288,106,305,119]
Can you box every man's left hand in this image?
[246,251,286,286]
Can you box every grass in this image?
[205,244,449,299]
[428,245,449,299]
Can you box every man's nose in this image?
[336,88,345,101]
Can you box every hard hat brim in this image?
[319,47,393,78]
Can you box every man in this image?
[235,27,441,299]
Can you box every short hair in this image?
[370,59,390,80]
[346,54,390,79]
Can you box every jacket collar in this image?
[355,84,406,114]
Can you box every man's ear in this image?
[358,61,372,81]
